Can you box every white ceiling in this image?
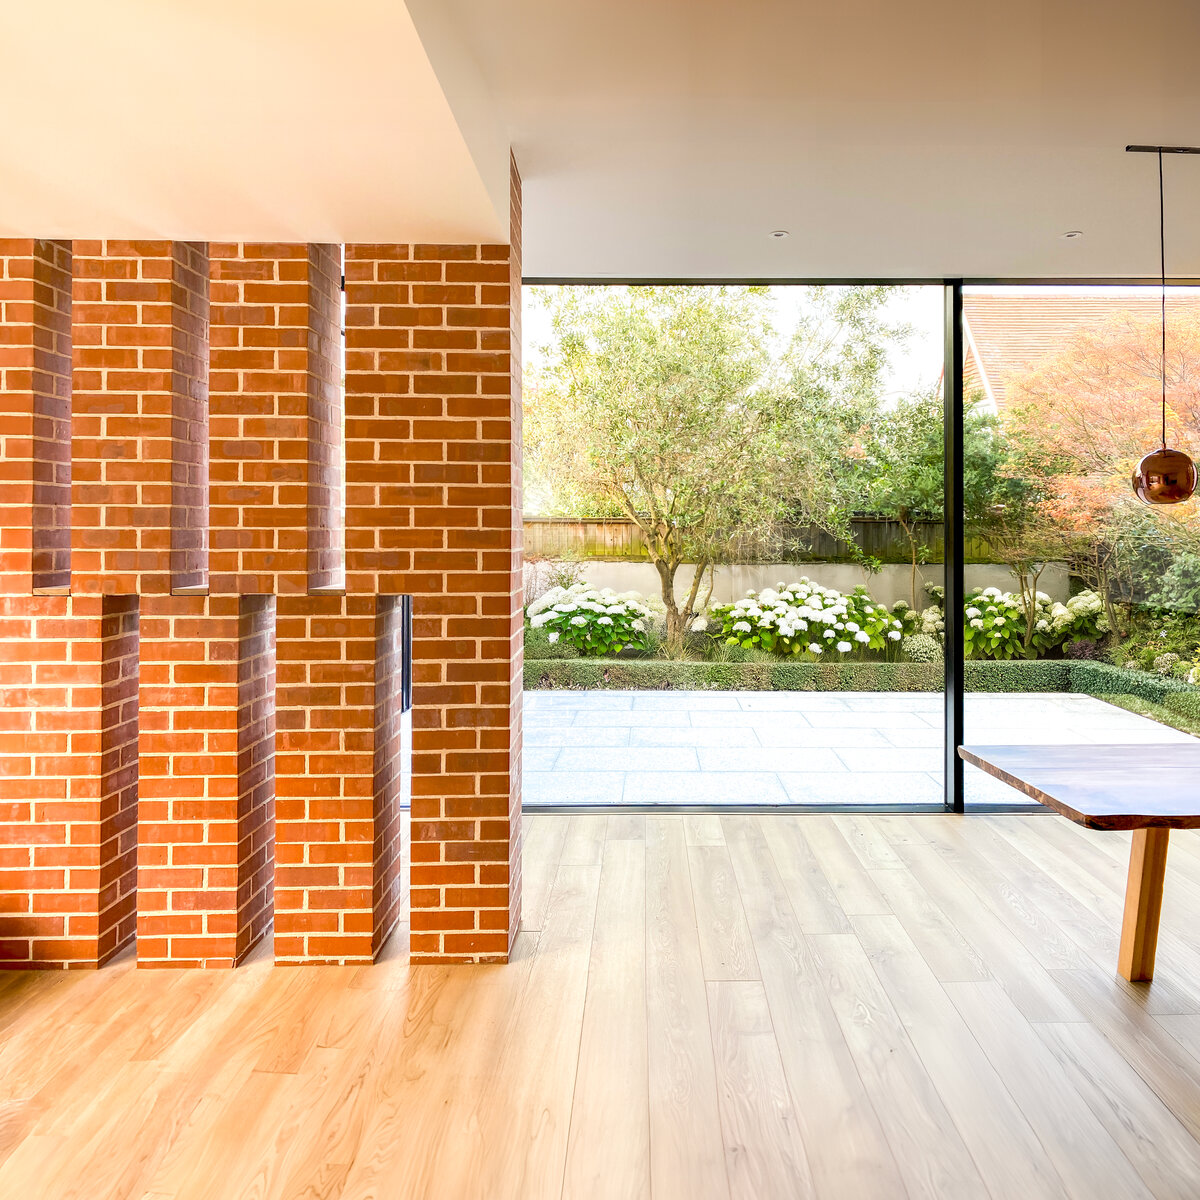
[440,0,1200,280]
[2,1,1197,279]
[0,0,508,243]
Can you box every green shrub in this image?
[526,584,653,657]
[965,660,1070,692]
[1069,661,1195,703]
[900,633,943,663]
[710,579,904,660]
[524,621,579,660]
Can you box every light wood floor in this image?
[4,813,1200,1199]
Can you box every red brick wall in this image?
[274,594,403,965]
[136,594,275,967]
[0,181,522,969]
[343,157,523,963]
[208,243,342,595]
[0,595,138,969]
[0,240,73,593]
[71,241,210,596]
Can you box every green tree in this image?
[862,390,1013,609]
[525,285,906,649]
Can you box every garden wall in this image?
[562,561,1071,608]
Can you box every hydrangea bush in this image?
[526,584,653,657]
[964,586,1108,661]
[710,579,905,660]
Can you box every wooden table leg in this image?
[1118,827,1170,982]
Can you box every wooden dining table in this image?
[959,743,1200,983]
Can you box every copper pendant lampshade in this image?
[1132,447,1198,504]
[1128,145,1197,505]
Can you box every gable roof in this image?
[962,289,1200,411]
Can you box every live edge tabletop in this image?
[960,743,1200,981]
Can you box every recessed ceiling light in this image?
[1061,230,1084,240]
[770,230,790,239]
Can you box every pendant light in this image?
[1129,145,1198,504]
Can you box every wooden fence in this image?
[523,516,996,563]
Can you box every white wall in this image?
[564,561,1071,609]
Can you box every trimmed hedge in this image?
[1068,661,1195,704]
[525,657,1079,693]
[965,660,1070,693]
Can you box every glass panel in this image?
[522,283,945,808]
[961,285,1200,807]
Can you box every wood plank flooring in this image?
[4,813,1200,1199]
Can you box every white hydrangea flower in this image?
[597,616,613,626]
[845,621,859,633]
[547,631,559,644]
[970,618,983,629]
[824,629,835,638]
[808,643,822,654]
[733,621,752,633]
[570,615,588,627]
[994,616,1006,626]
[887,630,901,641]
[836,640,852,653]
[689,616,708,632]
[966,607,981,619]
[530,611,553,628]
[854,630,870,643]
[632,619,646,632]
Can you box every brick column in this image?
[343,157,523,963]
[0,240,72,593]
[0,595,138,968]
[71,241,209,596]
[136,594,275,967]
[273,594,404,965]
[208,243,342,595]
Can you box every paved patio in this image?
[522,689,1197,807]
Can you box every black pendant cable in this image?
[1128,143,1198,504]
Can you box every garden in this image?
[521,284,1200,742]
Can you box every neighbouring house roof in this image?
[962,289,1200,412]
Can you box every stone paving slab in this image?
[522,690,1199,808]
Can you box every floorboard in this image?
[1,814,1200,1199]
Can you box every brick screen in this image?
[0,156,521,970]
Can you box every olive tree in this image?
[525,285,906,649]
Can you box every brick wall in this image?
[273,594,403,965]
[0,240,73,593]
[208,243,342,595]
[136,594,275,967]
[0,162,522,970]
[0,595,138,968]
[343,155,523,963]
[71,241,210,596]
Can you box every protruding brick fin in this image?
[137,593,276,967]
[274,593,405,965]
[97,596,140,960]
[373,595,407,954]
[344,218,523,962]
[71,241,209,596]
[0,594,138,969]
[236,595,276,961]
[209,243,344,595]
[307,244,344,592]
[170,242,210,592]
[0,239,73,593]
